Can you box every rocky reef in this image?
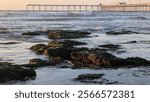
[106,29,138,35]
[27,29,150,69]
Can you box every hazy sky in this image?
[0,0,149,10]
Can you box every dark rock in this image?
[22,31,41,35]
[71,51,116,68]
[102,57,150,67]
[99,44,121,50]
[30,44,48,54]
[29,58,49,64]
[75,74,104,80]
[126,57,150,66]
[48,30,91,39]
[61,40,87,47]
[49,56,63,64]
[106,29,138,35]
[21,58,53,68]
[77,79,119,85]
[0,62,36,83]
[45,47,73,61]
[121,41,137,44]
[134,17,147,20]
[44,47,89,64]
[0,42,21,45]
[48,40,87,48]
[71,49,150,68]
[90,48,108,52]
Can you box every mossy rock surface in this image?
[30,44,48,54]
[71,49,150,68]
[48,40,87,48]
[0,62,36,83]
[48,30,91,39]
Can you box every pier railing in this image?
[27,4,101,12]
[27,4,150,12]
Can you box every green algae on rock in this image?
[30,44,48,54]
[48,30,91,39]
[0,62,36,83]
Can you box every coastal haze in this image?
[0,0,150,10]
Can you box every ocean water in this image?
[0,11,150,85]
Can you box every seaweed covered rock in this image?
[48,30,91,39]
[71,50,150,68]
[48,40,87,48]
[106,29,138,35]
[0,62,36,83]
[44,47,89,64]
[71,51,115,68]
[30,44,48,54]
[48,41,63,48]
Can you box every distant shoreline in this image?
[0,10,27,12]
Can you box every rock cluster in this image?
[28,30,150,69]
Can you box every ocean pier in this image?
[27,3,150,12]
[27,4,101,12]
[101,4,150,12]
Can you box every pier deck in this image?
[27,4,150,12]
[27,4,101,12]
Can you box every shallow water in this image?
[0,11,150,85]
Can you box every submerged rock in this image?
[29,58,49,64]
[106,29,138,35]
[30,44,48,54]
[75,74,105,80]
[99,44,121,50]
[0,62,36,83]
[63,40,87,46]
[0,42,21,45]
[48,30,91,39]
[121,41,137,44]
[75,73,119,84]
[22,31,41,35]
